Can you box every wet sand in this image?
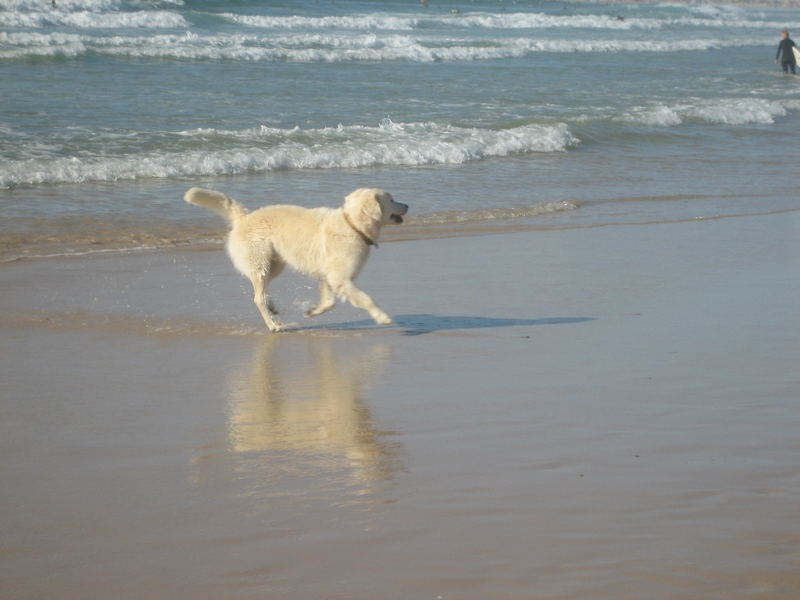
[1,211,799,600]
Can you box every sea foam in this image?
[0,0,123,9]
[0,0,182,8]
[220,11,798,32]
[0,31,771,62]
[0,10,187,29]
[0,120,578,187]
[623,98,794,127]
[221,12,658,31]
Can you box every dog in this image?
[184,187,408,331]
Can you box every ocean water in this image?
[1,0,799,260]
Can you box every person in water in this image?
[775,29,797,74]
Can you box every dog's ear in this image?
[359,191,383,224]
[345,188,382,227]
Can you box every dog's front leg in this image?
[332,279,393,325]
[305,280,336,318]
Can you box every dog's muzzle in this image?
[390,203,409,224]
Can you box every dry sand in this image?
[1,210,799,599]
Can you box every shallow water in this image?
[1,0,799,259]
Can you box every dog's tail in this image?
[184,187,248,223]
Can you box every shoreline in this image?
[3,204,799,265]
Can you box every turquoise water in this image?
[1,0,799,258]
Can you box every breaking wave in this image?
[3,94,797,188]
[621,98,800,126]
[221,11,800,32]
[221,12,657,31]
[3,1,796,38]
[0,31,769,62]
[0,120,578,187]
[0,0,182,8]
[2,2,796,33]
[0,10,187,29]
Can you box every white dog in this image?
[184,187,408,331]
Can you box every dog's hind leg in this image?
[250,271,284,332]
[266,259,285,315]
[305,280,336,318]
[330,278,393,325]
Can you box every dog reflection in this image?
[226,336,394,485]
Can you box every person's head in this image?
[781,29,789,39]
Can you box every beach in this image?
[3,0,800,596]
[2,209,799,599]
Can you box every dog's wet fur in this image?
[184,187,408,331]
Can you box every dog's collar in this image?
[343,212,377,247]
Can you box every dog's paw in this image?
[267,321,286,333]
[305,304,334,318]
[374,313,394,326]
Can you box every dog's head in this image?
[343,188,409,233]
